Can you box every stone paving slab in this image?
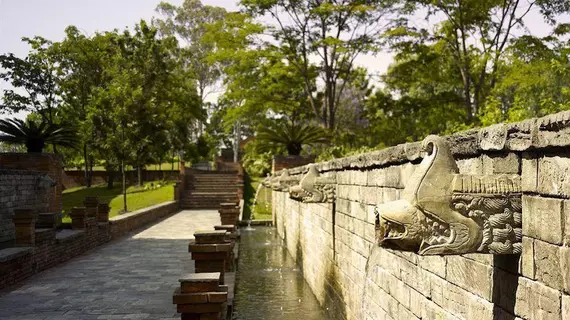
[0,210,220,320]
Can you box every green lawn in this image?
[65,162,181,171]
[243,175,272,221]
[62,180,174,222]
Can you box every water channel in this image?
[232,226,341,320]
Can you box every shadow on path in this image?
[0,210,220,320]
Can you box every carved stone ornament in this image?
[270,170,300,191]
[289,165,336,203]
[261,174,272,188]
[375,135,522,255]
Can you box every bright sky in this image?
[0,0,566,120]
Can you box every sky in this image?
[0,0,566,120]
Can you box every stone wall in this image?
[272,111,570,320]
[0,169,52,243]
[0,201,179,291]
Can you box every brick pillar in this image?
[70,207,87,230]
[189,231,232,280]
[97,203,110,223]
[173,272,228,320]
[214,225,237,271]
[218,203,239,226]
[13,209,37,246]
[83,196,99,218]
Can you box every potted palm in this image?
[0,118,79,153]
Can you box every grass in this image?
[243,175,272,221]
[62,180,174,223]
[65,162,181,171]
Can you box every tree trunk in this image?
[88,156,94,188]
[137,165,142,186]
[106,164,114,190]
[83,144,89,187]
[122,160,127,213]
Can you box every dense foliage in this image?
[3,0,570,179]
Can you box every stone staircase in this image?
[181,171,240,209]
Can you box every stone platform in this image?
[0,209,220,320]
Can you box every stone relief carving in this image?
[375,135,522,255]
[270,170,299,191]
[289,165,336,203]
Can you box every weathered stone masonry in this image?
[271,110,570,320]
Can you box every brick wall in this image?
[272,155,315,173]
[272,111,570,320]
[0,153,63,214]
[62,170,181,189]
[0,201,179,291]
[0,169,50,243]
[108,201,178,238]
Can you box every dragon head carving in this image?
[270,170,300,191]
[289,165,336,202]
[375,135,522,255]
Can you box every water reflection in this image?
[233,226,339,320]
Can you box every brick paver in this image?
[0,210,220,320]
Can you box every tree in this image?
[241,0,401,130]
[0,37,60,126]
[481,31,570,125]
[154,0,227,133]
[53,26,114,187]
[388,0,570,123]
[0,118,78,153]
[256,119,329,155]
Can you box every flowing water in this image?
[252,181,264,211]
[232,226,340,320]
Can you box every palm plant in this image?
[256,120,329,156]
[0,118,79,153]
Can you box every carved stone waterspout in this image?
[289,165,336,202]
[375,135,522,255]
[270,170,299,191]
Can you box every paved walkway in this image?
[0,210,220,320]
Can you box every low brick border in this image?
[0,201,179,291]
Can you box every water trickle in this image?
[232,226,341,320]
[243,220,255,232]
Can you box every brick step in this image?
[183,200,238,205]
[188,182,238,185]
[189,188,238,192]
[185,192,237,195]
[182,196,238,200]
[182,199,238,205]
[191,180,238,182]
[193,175,237,179]
[181,205,222,209]
[183,196,238,200]
[187,183,238,186]
[181,199,233,203]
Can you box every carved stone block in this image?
[269,170,299,191]
[289,165,336,203]
[375,135,522,255]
